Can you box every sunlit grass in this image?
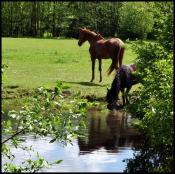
[2,37,138,98]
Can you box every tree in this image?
[119,2,154,40]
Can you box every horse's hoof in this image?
[107,104,113,110]
[107,103,123,110]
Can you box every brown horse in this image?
[78,28,125,82]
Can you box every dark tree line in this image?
[1,1,173,40]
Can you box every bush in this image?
[119,2,154,40]
[128,51,173,172]
[127,38,173,172]
[43,32,53,38]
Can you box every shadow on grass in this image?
[82,94,106,102]
[5,85,19,89]
[62,81,108,102]
[63,81,107,87]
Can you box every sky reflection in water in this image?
[2,109,143,172]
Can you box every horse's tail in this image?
[119,47,125,67]
[108,46,125,75]
[107,62,117,76]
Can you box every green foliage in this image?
[141,57,173,144]
[124,138,174,173]
[3,163,22,173]
[43,32,53,38]
[148,2,174,49]
[158,10,174,50]
[3,151,62,173]
[132,41,169,70]
[2,80,92,172]
[119,2,154,39]
[2,2,172,40]
[126,6,173,171]
[2,144,15,161]
[1,64,8,74]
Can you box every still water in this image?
[2,108,143,172]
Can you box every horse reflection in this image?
[78,110,143,154]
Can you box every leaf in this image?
[29,125,33,130]
[54,160,63,164]
[10,114,16,118]
[7,120,12,127]
[1,144,7,153]
[12,139,19,148]
[49,138,57,143]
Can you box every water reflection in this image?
[124,139,174,173]
[2,108,144,172]
[78,109,143,155]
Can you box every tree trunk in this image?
[10,2,13,36]
[52,2,56,37]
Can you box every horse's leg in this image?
[121,88,125,106]
[125,86,132,104]
[90,57,95,82]
[98,59,102,82]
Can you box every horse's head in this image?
[78,28,87,46]
[130,64,137,72]
[106,88,116,104]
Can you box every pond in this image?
[2,108,144,172]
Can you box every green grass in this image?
[2,38,137,98]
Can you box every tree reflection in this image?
[124,138,174,173]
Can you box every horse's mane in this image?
[95,33,104,40]
[83,28,104,40]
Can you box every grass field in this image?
[2,37,137,98]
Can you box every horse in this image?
[106,64,138,108]
[78,28,125,82]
